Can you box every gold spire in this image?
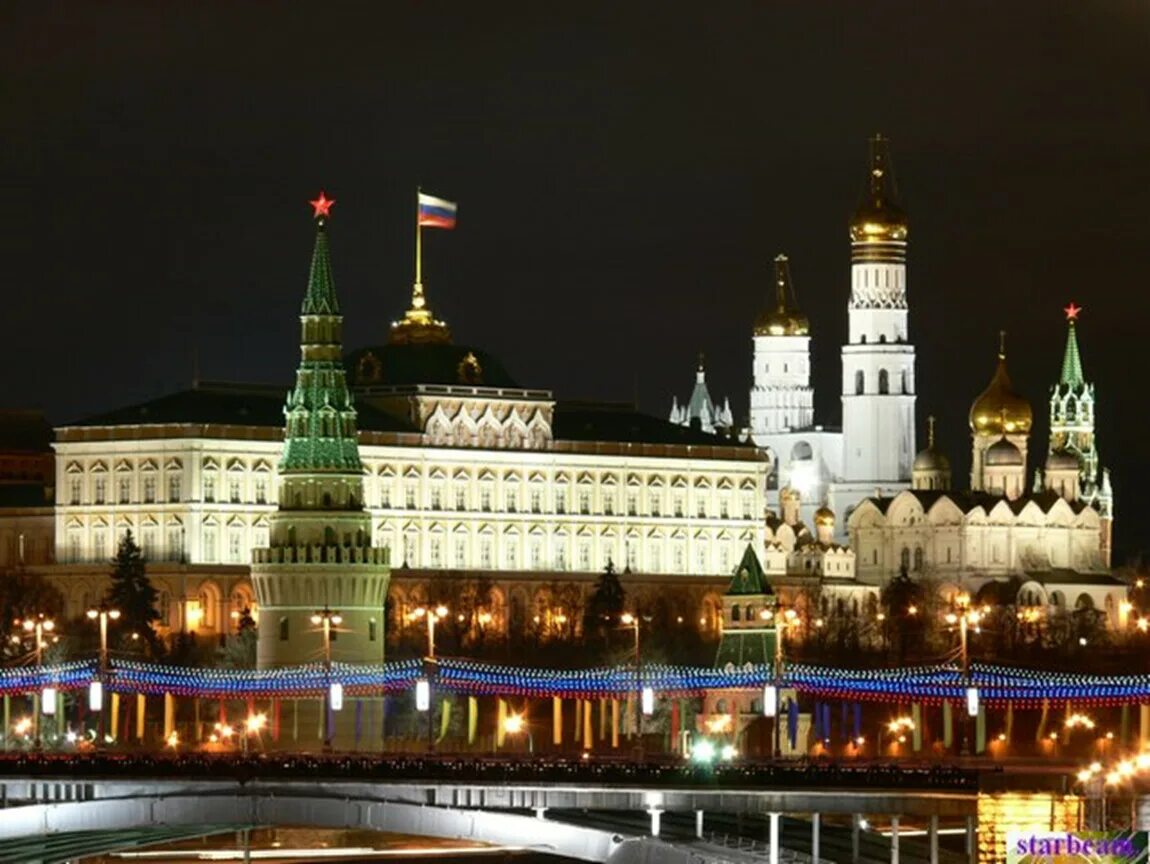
[969,331,1033,436]
[753,254,810,336]
[850,134,908,250]
[927,415,936,449]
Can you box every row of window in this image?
[67,474,270,506]
[852,368,911,396]
[379,485,756,519]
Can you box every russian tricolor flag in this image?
[418,192,457,229]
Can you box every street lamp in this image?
[503,712,534,754]
[764,604,800,758]
[86,605,120,747]
[16,614,55,748]
[310,607,342,751]
[408,605,448,752]
[946,593,983,754]
[621,610,650,759]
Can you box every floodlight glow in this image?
[415,678,430,712]
[329,682,343,712]
[641,686,654,716]
[88,681,103,712]
[691,739,716,764]
[41,687,56,716]
[763,684,778,718]
[966,687,980,718]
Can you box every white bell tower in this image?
[840,135,916,482]
[750,255,813,436]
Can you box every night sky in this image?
[3,4,1148,559]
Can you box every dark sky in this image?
[3,3,1148,559]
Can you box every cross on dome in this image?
[310,191,335,219]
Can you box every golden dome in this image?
[849,134,908,243]
[814,505,835,526]
[969,336,1033,436]
[754,254,810,337]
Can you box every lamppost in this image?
[310,606,342,752]
[760,605,798,759]
[621,610,650,759]
[15,614,55,749]
[408,605,448,752]
[503,712,534,754]
[86,605,120,748]
[945,593,983,756]
[243,712,267,756]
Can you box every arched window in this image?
[731,605,741,622]
[745,604,754,621]
[878,369,890,394]
[855,370,864,395]
[900,547,910,570]
[914,547,924,571]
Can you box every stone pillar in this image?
[696,809,704,839]
[976,705,987,754]
[811,811,820,863]
[768,812,780,864]
[890,815,899,863]
[649,808,663,837]
[965,815,976,864]
[611,699,620,749]
[942,700,953,749]
[929,814,939,864]
[912,703,922,752]
[583,700,593,749]
[163,693,175,740]
[496,698,507,748]
[533,807,547,820]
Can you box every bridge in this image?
[0,755,980,864]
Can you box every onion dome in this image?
[986,437,1023,467]
[969,332,1033,436]
[913,415,951,472]
[814,505,835,527]
[850,134,908,246]
[754,254,810,337]
[1045,448,1078,472]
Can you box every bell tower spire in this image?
[749,254,814,437]
[841,135,916,482]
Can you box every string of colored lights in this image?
[4,658,1150,705]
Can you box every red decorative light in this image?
[310,192,335,219]
[1064,301,1082,321]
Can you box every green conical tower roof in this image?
[727,544,773,596]
[302,215,340,316]
[279,194,363,474]
[1059,306,1085,388]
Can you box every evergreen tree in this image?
[583,558,626,650]
[106,530,161,655]
[880,565,926,663]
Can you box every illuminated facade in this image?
[46,204,769,641]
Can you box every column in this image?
[1140,704,1150,749]
[649,808,663,837]
[553,697,562,747]
[928,814,939,864]
[890,815,899,864]
[611,699,620,749]
[768,811,780,864]
[695,809,704,839]
[965,815,976,864]
[811,812,820,863]
[911,703,922,752]
[583,700,593,750]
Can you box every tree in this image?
[881,565,926,663]
[106,530,161,656]
[0,568,63,662]
[583,559,626,649]
[218,608,257,668]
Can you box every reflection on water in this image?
[977,792,1083,864]
[83,827,579,863]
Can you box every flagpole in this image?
[415,186,422,289]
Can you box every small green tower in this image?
[714,544,778,668]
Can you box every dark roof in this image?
[346,343,524,389]
[554,402,753,448]
[0,483,52,508]
[0,411,52,451]
[1026,568,1124,586]
[727,544,773,596]
[63,384,416,434]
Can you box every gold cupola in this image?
[753,254,810,337]
[389,281,452,345]
[850,134,908,258]
[969,332,1033,436]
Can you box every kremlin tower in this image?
[840,135,917,483]
[251,195,390,681]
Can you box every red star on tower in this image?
[309,191,335,219]
[1064,301,1082,321]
